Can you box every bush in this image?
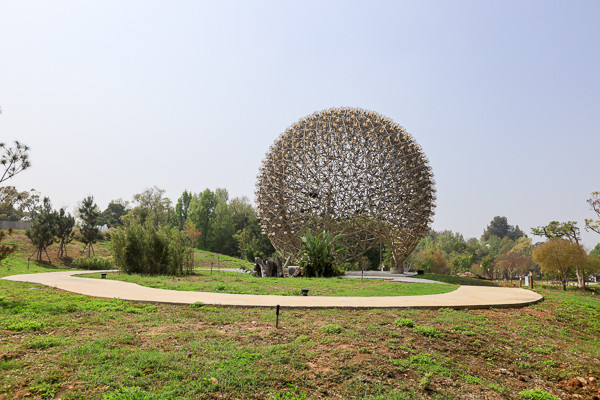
[111,222,193,276]
[519,388,558,400]
[298,230,346,278]
[71,256,112,270]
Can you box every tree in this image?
[532,239,586,291]
[78,195,100,257]
[98,199,129,228]
[0,187,40,221]
[531,221,585,287]
[590,243,600,258]
[173,190,192,230]
[494,251,532,281]
[56,208,75,258]
[1,140,31,183]
[482,216,525,241]
[130,186,172,228]
[531,221,581,244]
[585,191,600,235]
[26,197,58,261]
[189,189,217,249]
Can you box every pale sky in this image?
[1,1,599,249]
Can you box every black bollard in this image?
[275,305,280,328]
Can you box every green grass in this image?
[2,232,599,399]
[78,270,459,297]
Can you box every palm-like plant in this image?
[298,230,346,277]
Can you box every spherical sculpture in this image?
[255,107,436,272]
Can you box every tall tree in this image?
[128,186,172,228]
[532,239,586,291]
[585,191,600,235]
[26,197,57,261]
[78,195,100,257]
[98,199,129,228]
[189,189,217,249]
[482,216,525,241]
[173,190,193,230]
[56,208,75,258]
[531,221,585,287]
[0,140,31,183]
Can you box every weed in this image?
[419,372,434,390]
[394,318,415,328]
[462,375,481,384]
[358,347,372,354]
[270,389,312,400]
[25,336,64,349]
[487,382,506,394]
[414,326,444,338]
[392,353,451,376]
[519,388,558,400]
[321,323,344,334]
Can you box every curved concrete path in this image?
[2,270,543,309]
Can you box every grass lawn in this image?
[82,271,459,297]
[1,232,599,399]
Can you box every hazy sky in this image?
[1,1,599,248]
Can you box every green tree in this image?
[590,243,600,258]
[173,190,193,230]
[531,221,585,287]
[189,189,217,249]
[26,197,58,261]
[1,140,31,183]
[78,195,100,257]
[56,207,75,258]
[0,187,40,221]
[98,199,129,228]
[127,186,172,228]
[532,239,586,290]
[482,216,525,241]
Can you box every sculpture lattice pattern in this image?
[255,107,436,271]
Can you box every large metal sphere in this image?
[256,107,436,270]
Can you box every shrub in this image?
[71,256,112,270]
[298,230,346,277]
[111,221,193,276]
[519,388,558,400]
[394,318,415,327]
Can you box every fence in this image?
[0,221,32,230]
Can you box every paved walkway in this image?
[342,270,446,284]
[2,270,543,309]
